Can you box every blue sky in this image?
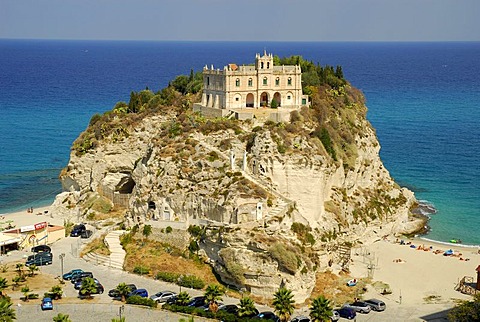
[1,0,479,41]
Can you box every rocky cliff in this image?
[53,83,423,302]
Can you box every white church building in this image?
[199,51,309,110]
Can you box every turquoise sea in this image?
[0,40,479,245]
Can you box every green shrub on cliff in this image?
[268,242,299,274]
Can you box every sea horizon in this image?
[1,39,478,245]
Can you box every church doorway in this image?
[260,92,269,107]
[273,92,281,107]
[246,93,254,107]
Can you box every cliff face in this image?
[55,84,422,302]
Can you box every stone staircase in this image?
[83,230,126,270]
[193,133,293,222]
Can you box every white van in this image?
[364,299,386,311]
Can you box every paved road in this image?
[2,235,451,321]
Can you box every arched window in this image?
[261,62,264,69]
[235,78,240,87]
[267,62,270,69]
[287,77,292,86]
[207,77,210,86]
[263,77,268,85]
[248,78,253,87]
[275,77,280,86]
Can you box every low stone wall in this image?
[193,104,228,118]
[149,226,190,250]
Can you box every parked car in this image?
[218,304,239,315]
[27,251,52,261]
[26,252,52,266]
[256,311,280,321]
[108,284,137,298]
[71,272,93,284]
[63,269,84,280]
[165,295,179,305]
[291,315,310,322]
[80,229,93,239]
[75,278,101,290]
[364,298,386,311]
[70,224,86,237]
[150,291,177,303]
[31,245,51,253]
[331,310,340,321]
[41,297,53,311]
[187,296,206,307]
[128,288,148,298]
[78,284,104,297]
[344,301,371,313]
[336,307,356,320]
[69,270,87,281]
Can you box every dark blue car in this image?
[128,288,148,298]
[337,307,356,320]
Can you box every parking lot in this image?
[2,233,453,321]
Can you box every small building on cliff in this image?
[194,51,309,118]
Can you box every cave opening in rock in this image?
[148,201,156,210]
[115,176,136,194]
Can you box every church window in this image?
[267,62,270,69]
[275,77,280,86]
[248,78,253,87]
[236,78,240,87]
[207,77,210,86]
[288,77,292,85]
[261,62,264,69]
[263,77,267,85]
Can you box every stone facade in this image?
[201,51,308,109]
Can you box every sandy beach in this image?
[0,205,64,231]
[350,237,479,308]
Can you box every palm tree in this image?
[204,284,225,313]
[238,296,257,318]
[0,277,8,298]
[309,295,333,322]
[176,291,191,306]
[0,297,16,322]
[53,313,72,322]
[21,285,30,302]
[15,263,24,279]
[115,283,133,302]
[28,264,38,277]
[11,276,21,291]
[48,285,64,300]
[79,277,98,299]
[272,287,295,322]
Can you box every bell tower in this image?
[255,50,273,72]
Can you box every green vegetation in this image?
[448,293,480,322]
[126,295,158,308]
[218,248,245,284]
[291,222,316,245]
[273,55,346,91]
[79,277,98,299]
[309,295,333,322]
[53,313,72,322]
[133,265,150,275]
[268,242,300,274]
[272,287,295,322]
[155,272,205,290]
[204,284,225,313]
[0,297,15,322]
[44,285,63,300]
